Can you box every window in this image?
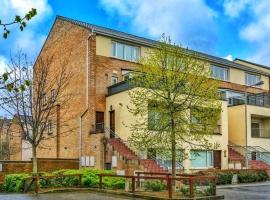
[245,73,261,86]
[111,41,140,62]
[191,150,213,168]
[251,122,260,138]
[111,76,118,85]
[211,66,228,81]
[42,94,47,106]
[122,70,133,81]
[148,102,169,131]
[48,120,53,134]
[51,89,56,101]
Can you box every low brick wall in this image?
[0,158,79,182]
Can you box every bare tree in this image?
[0,51,73,173]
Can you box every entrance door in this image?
[213,150,221,169]
[96,111,104,133]
[109,111,115,138]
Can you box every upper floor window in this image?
[112,41,140,62]
[211,66,228,81]
[111,76,118,85]
[245,73,261,86]
[48,120,53,134]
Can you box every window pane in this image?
[116,43,124,59]
[191,151,206,168]
[133,47,140,61]
[246,73,261,86]
[211,66,228,81]
[111,42,116,57]
[125,45,132,61]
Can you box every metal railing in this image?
[229,92,270,108]
[228,141,270,166]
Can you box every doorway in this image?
[96,111,104,133]
[109,110,115,138]
[213,150,221,169]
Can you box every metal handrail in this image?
[228,141,270,165]
[104,124,184,170]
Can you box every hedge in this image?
[200,169,268,185]
[0,169,125,193]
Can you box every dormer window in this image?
[112,41,140,62]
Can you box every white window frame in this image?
[111,76,118,85]
[48,120,53,134]
[190,150,214,169]
[211,65,229,81]
[245,73,261,86]
[111,41,140,62]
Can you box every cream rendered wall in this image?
[106,89,229,169]
[96,35,151,59]
[235,60,270,74]
[246,105,270,151]
[228,105,246,146]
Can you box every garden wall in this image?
[0,158,79,182]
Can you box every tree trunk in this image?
[32,146,38,174]
[171,117,176,187]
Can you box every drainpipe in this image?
[79,109,88,168]
[79,33,92,168]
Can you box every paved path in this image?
[218,185,270,200]
[0,191,144,200]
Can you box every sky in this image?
[1,0,270,72]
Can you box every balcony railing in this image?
[251,128,270,139]
[108,80,132,96]
[229,93,270,108]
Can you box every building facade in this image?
[30,16,270,174]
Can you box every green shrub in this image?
[144,180,166,192]
[180,185,189,196]
[216,172,233,185]
[4,174,29,192]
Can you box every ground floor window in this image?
[191,150,213,169]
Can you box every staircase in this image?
[108,138,168,173]
[228,142,270,173]
[228,147,244,162]
[249,160,270,172]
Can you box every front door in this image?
[109,110,115,138]
[213,150,221,169]
[96,111,104,133]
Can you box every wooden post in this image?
[131,177,135,193]
[189,178,194,198]
[99,175,102,189]
[212,177,216,196]
[167,176,172,199]
[136,173,140,188]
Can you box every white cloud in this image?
[223,54,233,61]
[0,0,52,61]
[223,0,250,18]
[99,0,218,52]
[223,0,270,66]
[0,55,8,75]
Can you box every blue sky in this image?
[1,0,270,72]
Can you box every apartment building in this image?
[32,16,270,174]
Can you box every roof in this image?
[234,58,270,70]
[56,15,270,76]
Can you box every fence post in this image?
[167,176,172,199]
[212,177,216,196]
[99,175,102,189]
[189,178,194,198]
[131,177,135,193]
[136,173,140,188]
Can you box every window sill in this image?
[110,56,139,64]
